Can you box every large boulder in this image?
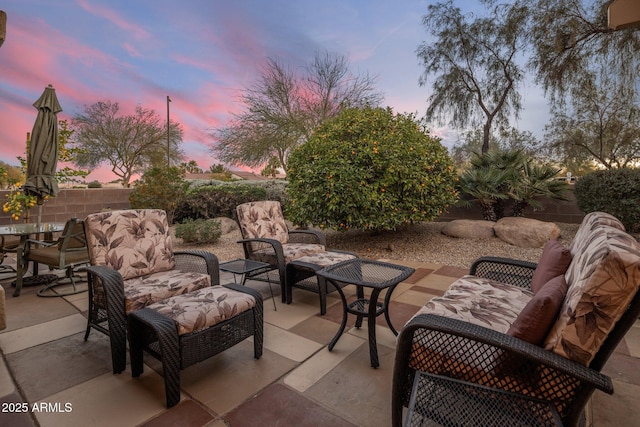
[494,217,560,248]
[216,217,239,235]
[441,219,496,239]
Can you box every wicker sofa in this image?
[393,212,640,427]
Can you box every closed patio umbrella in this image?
[23,84,62,221]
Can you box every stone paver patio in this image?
[1,258,639,426]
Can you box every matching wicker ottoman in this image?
[127,284,263,408]
[285,250,358,315]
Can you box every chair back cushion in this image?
[544,216,640,366]
[236,201,289,248]
[85,209,175,280]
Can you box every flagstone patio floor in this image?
[1,258,639,426]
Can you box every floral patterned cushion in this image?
[293,251,357,267]
[569,211,625,255]
[124,270,212,314]
[236,201,290,251]
[251,243,326,265]
[147,286,256,335]
[409,275,533,333]
[544,224,640,365]
[85,209,175,280]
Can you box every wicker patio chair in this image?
[392,256,640,427]
[82,209,220,374]
[236,200,326,302]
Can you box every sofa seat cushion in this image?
[409,275,533,334]
[147,286,256,335]
[252,243,325,265]
[545,224,640,365]
[124,270,212,314]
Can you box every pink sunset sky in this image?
[0,1,549,183]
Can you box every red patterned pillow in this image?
[508,275,568,345]
[531,240,572,294]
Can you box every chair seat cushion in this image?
[252,243,325,265]
[28,246,90,267]
[146,286,257,335]
[408,275,533,333]
[124,270,212,313]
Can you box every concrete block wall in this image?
[0,188,133,226]
[0,187,585,227]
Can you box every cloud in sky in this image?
[0,0,550,182]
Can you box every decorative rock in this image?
[442,219,496,239]
[216,217,239,235]
[494,217,560,248]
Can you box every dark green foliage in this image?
[129,167,189,224]
[87,180,102,188]
[175,218,222,244]
[457,149,568,220]
[574,168,640,232]
[286,106,459,232]
[174,184,267,222]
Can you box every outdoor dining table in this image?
[315,258,415,368]
[0,222,66,296]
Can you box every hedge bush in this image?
[129,167,189,224]
[574,168,640,232]
[174,184,267,222]
[175,218,222,244]
[286,106,459,231]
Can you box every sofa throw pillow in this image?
[531,240,572,294]
[507,274,568,345]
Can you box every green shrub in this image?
[87,180,102,188]
[129,167,189,224]
[174,184,267,222]
[286,106,459,231]
[175,218,222,244]
[574,168,640,232]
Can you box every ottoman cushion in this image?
[293,251,357,268]
[147,286,257,335]
[124,270,212,314]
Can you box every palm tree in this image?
[457,166,510,221]
[508,161,569,216]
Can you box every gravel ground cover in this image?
[173,221,581,269]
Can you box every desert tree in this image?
[527,0,640,104]
[211,51,383,171]
[71,100,184,187]
[543,77,640,169]
[417,0,527,153]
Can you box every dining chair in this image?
[19,217,90,297]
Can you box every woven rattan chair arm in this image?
[237,237,286,264]
[288,229,327,246]
[402,314,613,393]
[174,250,220,286]
[82,264,128,373]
